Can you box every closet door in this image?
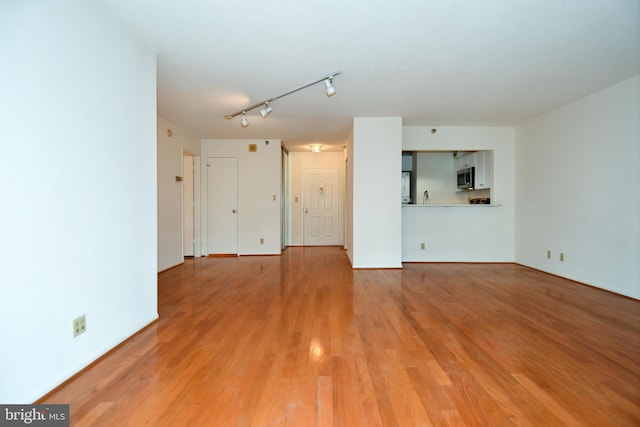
[207,157,238,255]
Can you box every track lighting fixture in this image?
[225,70,342,127]
[324,78,336,97]
[260,102,272,118]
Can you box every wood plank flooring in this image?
[42,247,640,426]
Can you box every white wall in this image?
[402,126,516,262]
[157,116,200,271]
[0,1,158,403]
[516,75,640,299]
[201,139,281,255]
[350,118,403,268]
[288,151,345,246]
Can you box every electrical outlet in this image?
[420,243,426,250]
[560,253,565,262]
[260,238,264,244]
[73,315,86,337]
[547,250,551,259]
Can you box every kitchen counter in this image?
[402,203,502,207]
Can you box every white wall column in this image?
[350,117,403,268]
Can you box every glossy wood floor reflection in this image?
[44,247,640,426]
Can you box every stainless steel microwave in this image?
[457,167,475,190]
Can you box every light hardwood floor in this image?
[42,247,639,426]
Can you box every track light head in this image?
[240,112,248,127]
[260,102,272,118]
[324,78,336,97]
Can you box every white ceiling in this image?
[99,0,640,152]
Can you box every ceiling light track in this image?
[224,70,342,126]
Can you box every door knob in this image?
[305,208,308,213]
[232,209,237,213]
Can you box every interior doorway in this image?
[281,147,289,250]
[183,153,194,257]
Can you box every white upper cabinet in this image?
[455,152,475,171]
[474,151,493,189]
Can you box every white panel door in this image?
[303,168,341,246]
[207,157,238,255]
